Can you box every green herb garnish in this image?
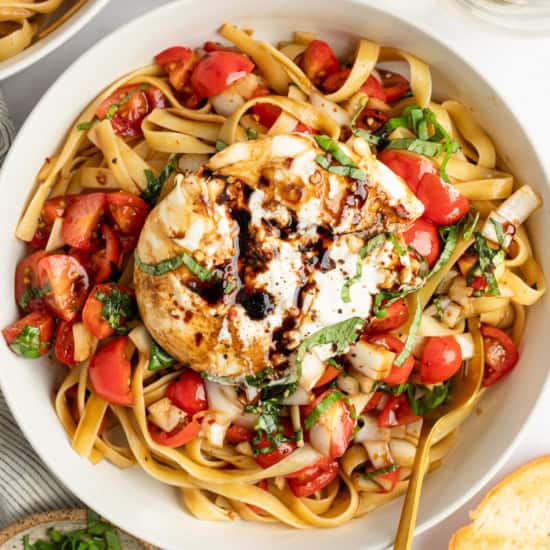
[246,127,258,140]
[386,138,442,157]
[18,284,50,312]
[433,296,444,321]
[304,391,345,429]
[388,232,406,256]
[94,287,136,334]
[463,209,480,240]
[394,294,421,367]
[215,139,228,151]
[407,382,450,416]
[135,250,214,281]
[148,340,177,371]
[9,325,47,359]
[428,223,459,278]
[77,121,93,131]
[350,127,381,145]
[489,217,506,248]
[470,232,501,295]
[364,462,398,479]
[141,155,177,206]
[314,135,356,166]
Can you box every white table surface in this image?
[3,0,550,548]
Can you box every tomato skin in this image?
[106,192,149,236]
[15,250,49,312]
[379,70,410,103]
[225,424,253,444]
[368,334,415,386]
[314,363,341,388]
[89,336,133,406]
[361,75,386,102]
[37,255,90,322]
[155,47,195,92]
[471,275,488,292]
[366,298,409,334]
[89,224,121,284]
[367,465,401,493]
[31,195,76,248]
[251,87,281,128]
[2,311,53,357]
[378,150,437,194]
[149,421,201,447]
[300,40,340,85]
[416,173,470,226]
[287,458,339,498]
[62,192,107,251]
[166,368,208,416]
[54,319,78,366]
[322,68,349,93]
[420,336,463,384]
[378,394,420,427]
[155,46,193,67]
[253,421,297,468]
[481,325,519,387]
[363,391,385,412]
[191,51,254,99]
[403,218,441,267]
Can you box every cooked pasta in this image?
[3,26,545,530]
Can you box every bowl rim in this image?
[1,0,549,546]
[0,0,110,81]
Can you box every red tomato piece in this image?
[300,40,340,85]
[367,464,401,493]
[89,224,122,284]
[416,173,470,226]
[54,319,78,366]
[356,108,389,132]
[471,275,488,292]
[250,86,280,128]
[37,255,90,321]
[155,46,193,67]
[106,191,149,236]
[166,368,208,416]
[363,391,385,412]
[361,75,386,102]
[2,311,53,358]
[61,192,106,251]
[253,421,297,468]
[191,51,254,99]
[403,218,441,267]
[365,298,409,334]
[89,336,133,406]
[368,334,415,386]
[420,336,463,384]
[30,195,77,248]
[287,458,339,498]
[314,363,341,388]
[155,46,195,92]
[378,150,437,194]
[149,421,201,447]
[15,250,49,312]
[294,121,317,134]
[321,68,350,93]
[481,325,519,387]
[378,394,420,427]
[225,424,253,444]
[379,70,410,103]
[203,41,234,53]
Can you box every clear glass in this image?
[458,0,550,30]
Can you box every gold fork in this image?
[393,318,485,550]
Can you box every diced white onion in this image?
[449,276,473,306]
[454,332,474,360]
[406,419,423,440]
[205,380,243,420]
[354,415,390,443]
[233,412,259,430]
[281,386,311,405]
[202,414,230,448]
[235,441,253,456]
[148,397,187,433]
[364,440,392,469]
[346,393,371,417]
[436,268,459,295]
[347,338,394,380]
[337,372,360,395]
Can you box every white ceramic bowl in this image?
[0,0,109,80]
[0,1,548,549]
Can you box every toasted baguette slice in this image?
[449,456,550,550]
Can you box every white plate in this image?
[0,0,110,80]
[0,1,549,549]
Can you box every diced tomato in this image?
[363,391,385,412]
[155,46,195,92]
[251,87,281,128]
[15,250,49,312]
[355,108,389,132]
[2,311,53,358]
[379,70,410,103]
[314,363,341,388]
[368,334,415,386]
[420,336,463,384]
[322,68,349,93]
[149,420,201,447]
[61,192,106,251]
[365,298,409,334]
[166,368,208,416]
[378,394,420,427]
[294,121,317,134]
[191,51,254,99]
[89,336,133,406]
[89,224,121,284]
[403,218,441,267]
[378,150,437,194]
[471,276,488,292]
[481,325,519,387]
[300,40,340,85]
[106,192,149,236]
[37,255,90,321]
[287,457,339,498]
[30,195,77,248]
[361,75,386,102]
[253,420,296,468]
[155,46,193,68]
[54,318,78,366]
[225,424,253,444]
[416,173,470,226]
[203,41,234,53]
[367,464,401,493]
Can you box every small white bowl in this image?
[0,0,110,81]
[0,1,548,549]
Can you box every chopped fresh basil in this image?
[351,126,381,145]
[201,367,293,389]
[246,127,258,140]
[388,232,406,256]
[314,135,356,167]
[94,288,135,334]
[9,325,46,359]
[148,340,176,371]
[77,121,93,131]
[314,154,330,169]
[104,84,150,121]
[386,138,442,157]
[327,357,343,369]
[373,286,418,318]
[428,224,459,278]
[394,295,421,367]
[141,155,177,206]
[222,279,236,294]
[215,139,228,151]
[407,382,450,416]
[489,217,506,248]
[364,462,398,479]
[135,250,214,281]
[350,95,368,127]
[433,296,444,322]
[463,209,480,240]
[18,284,50,312]
[313,135,367,182]
[305,391,345,429]
[471,232,500,295]
[374,382,409,396]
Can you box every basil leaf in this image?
[489,217,506,248]
[433,296,444,321]
[350,95,368,127]
[428,223,459,278]
[246,127,258,140]
[141,155,177,206]
[473,232,500,295]
[222,279,236,294]
[351,127,381,145]
[135,250,214,281]
[314,135,356,167]
[373,286,419,318]
[394,294,421,367]
[9,325,45,359]
[304,391,345,429]
[148,340,176,371]
[463,209,480,240]
[215,139,228,151]
[94,288,136,334]
[314,154,330,169]
[388,233,406,256]
[386,138,442,157]
[407,382,449,416]
[364,462,398,479]
[18,284,50,312]
[77,121,92,131]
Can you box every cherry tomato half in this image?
[89,336,133,406]
[365,298,409,334]
[89,224,122,284]
[37,254,90,321]
[253,420,296,468]
[378,394,420,427]
[481,325,519,387]
[250,86,280,128]
[54,318,78,366]
[368,334,415,386]
[367,464,401,493]
[287,457,339,498]
[379,70,410,103]
[378,150,437,194]
[322,68,349,94]
[420,336,463,384]
[107,191,149,236]
[361,75,386,102]
[30,195,76,248]
[61,192,107,251]
[300,40,340,85]
[225,423,253,444]
[166,368,208,416]
[403,218,441,267]
[15,250,49,312]
[149,421,201,447]
[155,46,196,92]
[3,311,53,358]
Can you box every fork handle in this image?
[393,420,436,550]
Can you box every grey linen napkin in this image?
[0,90,82,528]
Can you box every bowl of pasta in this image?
[0,0,548,549]
[0,0,109,80]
